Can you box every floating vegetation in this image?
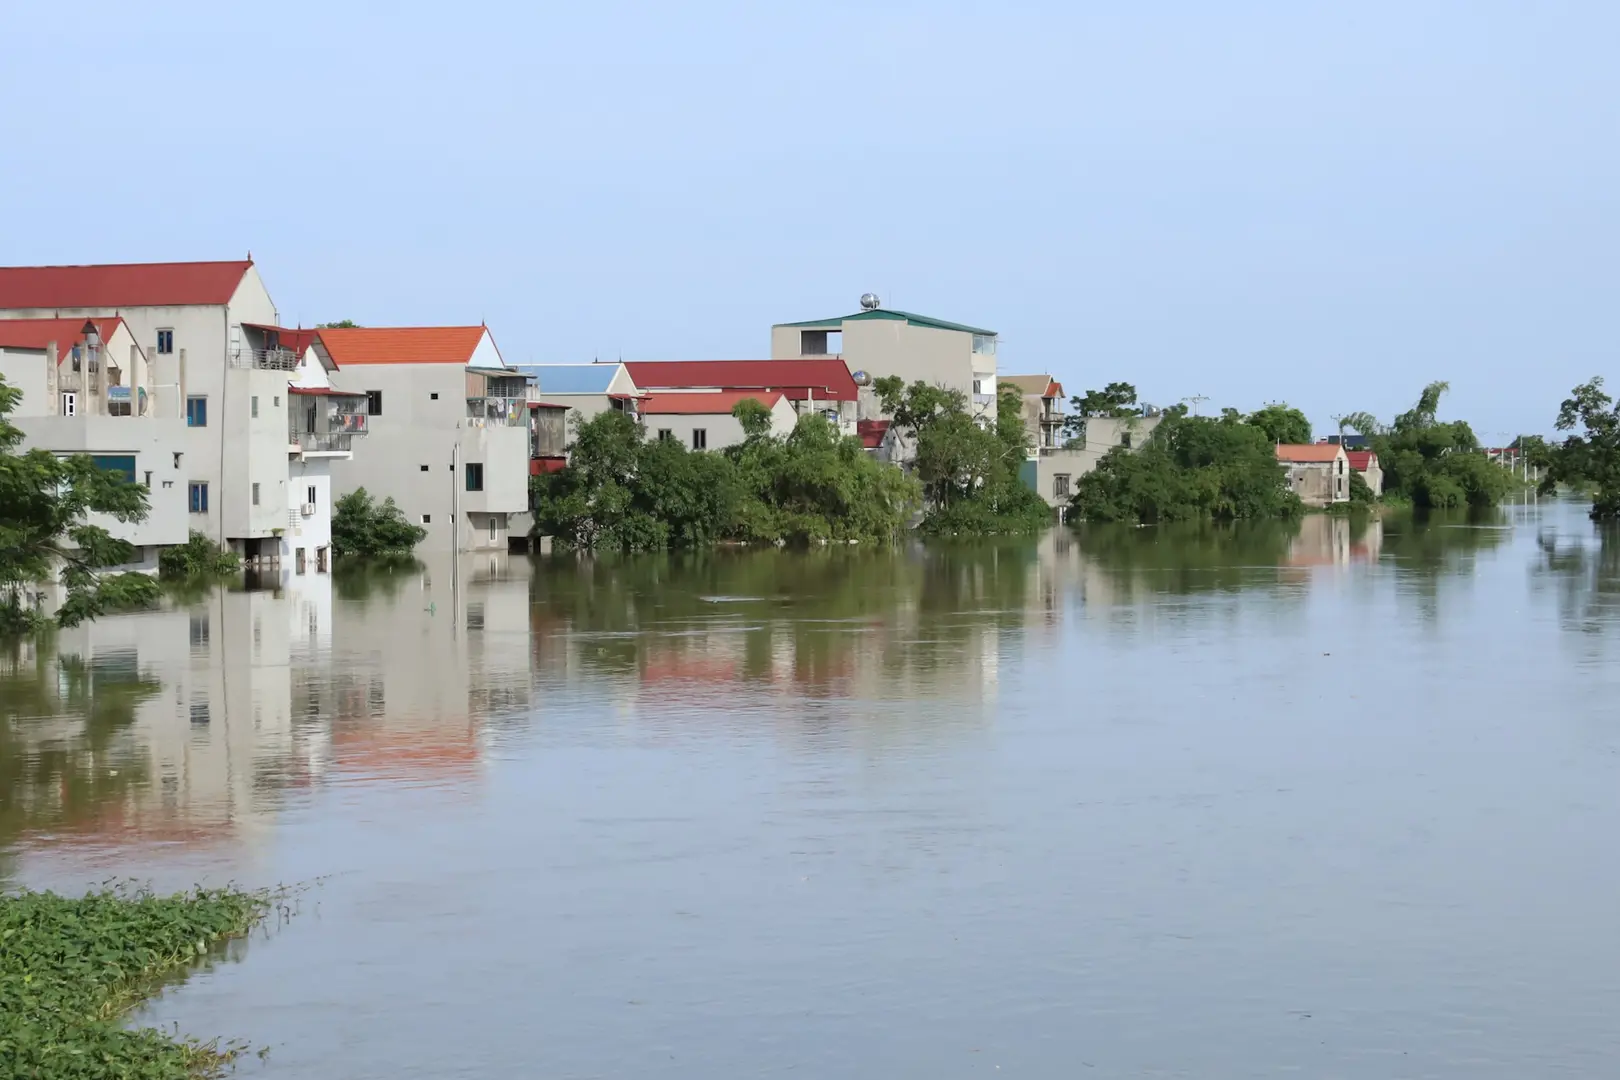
[0,884,274,1078]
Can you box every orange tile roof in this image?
[1345,450,1377,471]
[0,316,127,361]
[0,260,251,309]
[640,390,783,415]
[315,325,489,365]
[1276,443,1344,464]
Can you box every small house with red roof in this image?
[625,359,858,433]
[1276,443,1349,507]
[1345,449,1382,497]
[319,325,533,552]
[641,390,798,450]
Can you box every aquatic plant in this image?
[0,884,270,1078]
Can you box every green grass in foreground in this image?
[0,885,270,1078]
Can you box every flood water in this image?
[5,498,1620,1078]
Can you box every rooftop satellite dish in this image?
[851,370,871,386]
[859,293,881,310]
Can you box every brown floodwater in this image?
[4,497,1620,1077]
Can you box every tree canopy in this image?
[1244,403,1312,445]
[1343,381,1513,508]
[332,488,428,557]
[1552,377,1620,519]
[875,377,1051,534]
[531,403,920,551]
[0,376,156,633]
[1070,412,1302,523]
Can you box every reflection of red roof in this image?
[0,316,128,361]
[641,390,782,415]
[331,724,480,780]
[625,360,858,401]
[857,419,891,448]
[1346,450,1377,471]
[1276,444,1343,464]
[0,260,252,309]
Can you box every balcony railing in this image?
[290,431,354,453]
[972,393,996,406]
[467,397,527,426]
[229,347,301,371]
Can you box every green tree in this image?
[1345,381,1513,509]
[0,376,154,633]
[1553,377,1620,518]
[875,378,1048,534]
[1070,413,1302,523]
[1245,402,1312,445]
[316,319,362,329]
[331,488,428,557]
[157,531,241,578]
[731,397,774,440]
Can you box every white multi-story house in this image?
[320,326,533,552]
[771,296,1000,420]
[0,260,296,562]
[0,317,189,567]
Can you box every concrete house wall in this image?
[644,395,797,451]
[1030,414,1166,510]
[329,357,529,553]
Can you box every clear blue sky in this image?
[3,0,1615,440]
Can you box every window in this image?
[60,392,77,417]
[273,395,280,407]
[657,429,673,441]
[317,546,329,573]
[800,330,829,355]
[251,396,259,418]
[90,455,136,483]
[465,463,484,491]
[156,329,174,355]
[108,400,131,416]
[172,452,182,468]
[1120,432,1132,449]
[186,396,207,427]
[190,701,210,726]
[188,482,208,513]
[143,470,153,487]
[420,464,429,472]
[489,516,498,542]
[295,548,307,575]
[189,613,209,647]
[971,333,997,356]
[692,428,707,451]
[307,485,317,507]
[366,390,383,416]
[430,392,439,400]
[421,514,432,524]
[972,379,982,395]
[1053,473,1071,498]
[251,482,261,506]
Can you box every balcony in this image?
[972,393,996,406]
[229,347,301,371]
[290,431,355,453]
[467,397,527,427]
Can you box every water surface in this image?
[5,500,1619,1077]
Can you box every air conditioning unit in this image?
[300,503,316,517]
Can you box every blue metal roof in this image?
[512,364,619,394]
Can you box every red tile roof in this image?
[625,359,858,401]
[641,390,783,415]
[1276,443,1344,464]
[244,322,318,358]
[857,419,891,449]
[0,317,128,363]
[1345,450,1377,471]
[288,385,366,396]
[315,326,489,365]
[527,401,569,409]
[0,260,252,309]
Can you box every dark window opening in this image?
[366,390,383,415]
[466,463,484,491]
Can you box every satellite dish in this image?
[851,370,871,386]
[859,293,881,310]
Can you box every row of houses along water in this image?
[0,259,1183,576]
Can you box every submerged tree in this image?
[331,488,428,557]
[1069,411,1302,524]
[1340,382,1513,509]
[1553,377,1620,519]
[0,376,154,633]
[875,377,1050,534]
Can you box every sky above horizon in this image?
[2,1,1615,440]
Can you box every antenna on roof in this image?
[247,250,252,261]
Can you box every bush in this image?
[96,572,162,612]
[332,488,427,557]
[158,531,241,579]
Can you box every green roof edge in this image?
[774,308,997,336]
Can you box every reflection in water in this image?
[6,501,1620,1079]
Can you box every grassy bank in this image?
[0,885,271,1078]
